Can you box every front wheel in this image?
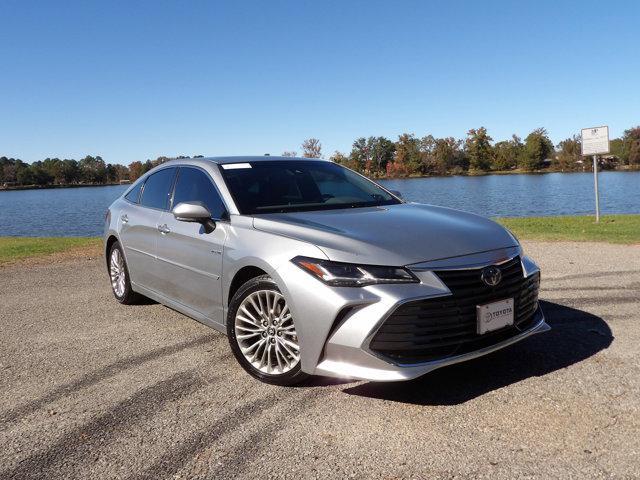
[227,275,309,386]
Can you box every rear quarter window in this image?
[124,181,143,204]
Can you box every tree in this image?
[78,155,107,183]
[349,137,370,172]
[419,135,464,175]
[465,127,493,171]
[521,128,554,171]
[301,138,322,158]
[492,135,523,171]
[621,126,640,165]
[281,151,297,157]
[329,151,349,166]
[128,161,144,181]
[390,133,421,176]
[555,135,586,171]
[368,136,395,176]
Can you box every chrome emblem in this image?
[481,265,502,287]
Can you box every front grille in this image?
[369,256,540,364]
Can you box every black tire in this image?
[108,241,141,305]
[227,275,309,386]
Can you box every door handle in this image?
[120,214,129,223]
[157,224,171,234]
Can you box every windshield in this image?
[219,160,401,214]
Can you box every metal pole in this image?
[593,154,600,223]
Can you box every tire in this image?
[227,275,309,386]
[108,241,141,305]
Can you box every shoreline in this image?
[375,166,640,180]
[3,166,640,190]
[0,182,128,192]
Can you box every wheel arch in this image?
[105,234,120,269]
[227,265,269,306]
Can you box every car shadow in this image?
[341,301,613,405]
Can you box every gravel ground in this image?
[1,241,639,479]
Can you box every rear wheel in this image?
[108,241,140,305]
[227,275,309,385]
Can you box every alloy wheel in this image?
[234,290,300,374]
[110,248,126,298]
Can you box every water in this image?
[0,185,128,236]
[380,171,640,217]
[0,172,638,236]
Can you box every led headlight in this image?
[291,256,419,287]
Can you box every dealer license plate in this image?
[477,298,514,334]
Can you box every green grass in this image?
[0,237,101,264]
[496,215,640,244]
[1,215,638,265]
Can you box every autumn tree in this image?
[128,161,144,181]
[390,133,421,176]
[329,151,349,166]
[301,138,322,158]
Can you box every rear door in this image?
[120,167,177,290]
[155,166,229,323]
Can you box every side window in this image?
[124,181,143,204]
[172,167,227,219]
[139,168,176,210]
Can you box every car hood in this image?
[252,203,518,266]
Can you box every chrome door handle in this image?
[157,224,171,234]
[120,214,129,223]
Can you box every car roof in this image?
[203,156,326,165]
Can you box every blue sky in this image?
[1,0,638,165]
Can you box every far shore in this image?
[3,166,639,191]
[0,182,128,192]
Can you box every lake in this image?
[0,172,638,237]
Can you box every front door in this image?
[154,166,229,323]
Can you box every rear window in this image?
[124,181,143,204]
[139,168,176,210]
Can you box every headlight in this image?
[291,256,419,287]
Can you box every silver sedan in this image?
[104,156,548,385]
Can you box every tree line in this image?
[0,155,203,187]
[2,126,639,187]
[293,126,640,177]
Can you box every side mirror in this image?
[172,202,216,232]
[389,189,403,200]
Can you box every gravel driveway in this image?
[1,241,639,479]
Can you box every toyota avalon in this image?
[104,156,548,385]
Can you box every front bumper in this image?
[315,305,548,381]
[274,246,548,382]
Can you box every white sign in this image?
[581,126,609,156]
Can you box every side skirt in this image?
[132,282,226,335]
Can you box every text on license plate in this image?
[476,298,514,334]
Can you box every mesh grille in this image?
[369,256,540,363]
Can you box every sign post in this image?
[581,126,609,223]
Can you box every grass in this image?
[496,215,640,244]
[0,237,101,265]
[1,214,638,265]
